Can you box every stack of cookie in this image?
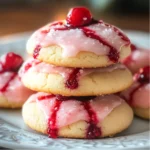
[21,7,133,139]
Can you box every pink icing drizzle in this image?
[121,82,150,108]
[20,59,126,90]
[123,44,150,73]
[0,52,33,104]
[121,66,150,108]
[26,93,123,138]
[20,59,126,78]
[0,72,33,103]
[27,20,130,61]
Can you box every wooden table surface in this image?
[0,2,149,37]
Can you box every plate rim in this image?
[0,31,149,149]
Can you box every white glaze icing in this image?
[27,20,130,57]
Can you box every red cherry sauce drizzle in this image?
[24,63,32,72]
[53,19,120,63]
[83,101,101,139]
[47,99,62,138]
[22,60,40,75]
[37,94,62,138]
[128,66,150,106]
[38,94,55,101]
[24,60,80,90]
[38,94,101,138]
[101,21,130,43]
[0,73,17,92]
[33,45,42,59]
[33,22,64,58]
[65,68,80,89]
[33,18,129,62]
[81,27,119,63]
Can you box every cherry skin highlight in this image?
[66,7,92,27]
[134,66,150,84]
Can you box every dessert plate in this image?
[0,31,149,150]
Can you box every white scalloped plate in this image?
[0,31,149,150]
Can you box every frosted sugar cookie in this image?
[20,59,133,96]
[22,93,133,138]
[27,7,131,68]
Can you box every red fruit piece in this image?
[0,52,23,72]
[134,66,150,83]
[130,44,137,52]
[66,7,92,27]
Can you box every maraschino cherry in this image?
[0,52,23,73]
[66,7,92,27]
[134,66,150,84]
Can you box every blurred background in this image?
[0,0,149,36]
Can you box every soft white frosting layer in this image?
[27,20,130,57]
[27,92,123,128]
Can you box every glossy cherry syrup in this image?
[128,66,150,106]
[33,45,41,59]
[47,99,62,138]
[38,95,101,138]
[103,22,130,43]
[83,102,101,138]
[38,94,55,101]
[82,27,119,63]
[130,44,137,52]
[33,7,130,63]
[65,68,80,89]
[0,52,23,93]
